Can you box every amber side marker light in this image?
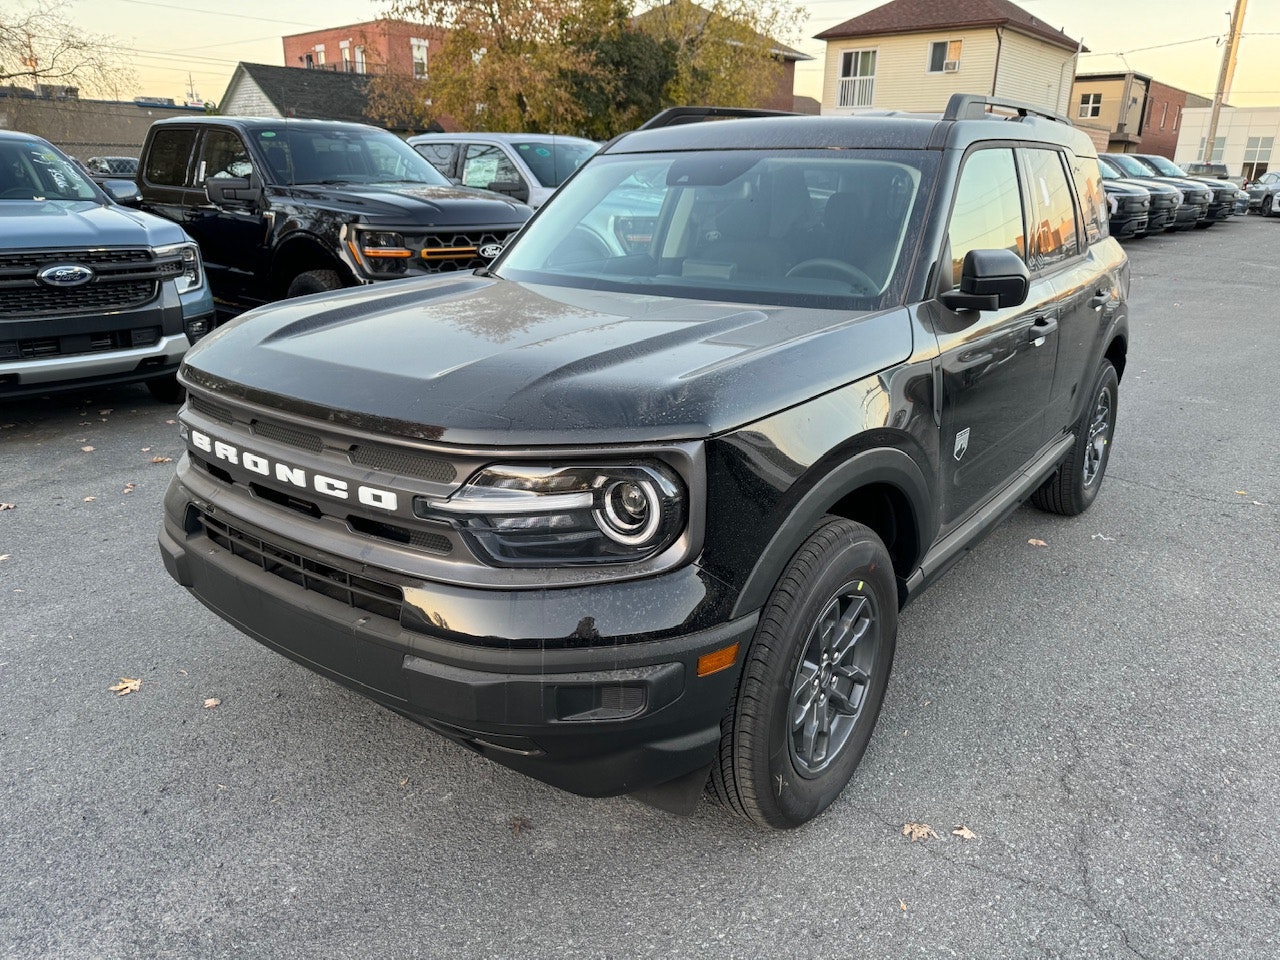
[697,643,740,677]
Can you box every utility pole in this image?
[1203,0,1248,164]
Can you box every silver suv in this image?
[408,132,597,208]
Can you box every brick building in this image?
[281,18,446,80]
[1069,71,1210,158]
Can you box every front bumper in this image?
[159,476,755,800]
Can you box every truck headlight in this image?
[417,462,685,567]
[155,241,204,294]
[347,229,413,277]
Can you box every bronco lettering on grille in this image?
[189,429,399,512]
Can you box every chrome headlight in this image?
[1174,190,1185,205]
[418,462,686,567]
[155,241,204,294]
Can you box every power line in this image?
[100,0,319,27]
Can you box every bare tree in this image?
[1,1,135,96]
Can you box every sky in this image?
[65,0,1280,109]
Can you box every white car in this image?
[408,133,597,208]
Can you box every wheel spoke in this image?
[827,682,865,716]
[830,596,868,661]
[801,704,821,763]
[791,662,821,726]
[833,662,869,685]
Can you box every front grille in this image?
[196,509,404,622]
[0,325,161,362]
[189,393,236,423]
[420,231,513,275]
[251,418,324,453]
[350,444,455,482]
[0,248,154,271]
[0,280,158,318]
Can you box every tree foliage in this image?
[0,1,134,97]
[378,0,805,138]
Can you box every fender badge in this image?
[954,427,970,461]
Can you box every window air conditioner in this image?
[943,60,960,73]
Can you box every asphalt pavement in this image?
[2,217,1278,959]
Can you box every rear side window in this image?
[1019,148,1081,268]
[144,128,196,186]
[1071,156,1109,244]
[947,148,1024,287]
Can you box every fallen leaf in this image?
[122,483,136,494]
[952,825,978,841]
[400,777,410,787]
[899,899,908,912]
[165,419,176,425]
[151,456,173,464]
[0,502,14,511]
[902,822,939,842]
[203,697,221,709]
[82,496,96,502]
[141,447,151,452]
[508,816,534,836]
[80,446,95,453]
[1235,490,1247,496]
[1028,538,1048,547]
[0,555,10,562]
[98,409,113,416]
[109,677,141,696]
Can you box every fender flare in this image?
[729,446,935,619]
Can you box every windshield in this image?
[1106,154,1155,178]
[513,140,597,187]
[0,138,100,201]
[495,149,935,309]
[253,126,451,187]
[1096,157,1123,180]
[1144,154,1188,177]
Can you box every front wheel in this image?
[709,518,897,829]
[286,268,346,299]
[1031,360,1118,516]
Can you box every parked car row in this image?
[1097,152,1248,240]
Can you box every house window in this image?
[1243,136,1275,180]
[1078,93,1101,119]
[1172,106,1180,132]
[411,38,429,80]
[314,44,325,66]
[1160,102,1167,129]
[354,45,366,74]
[1197,136,1226,162]
[928,39,962,73]
[838,49,876,108]
[340,40,351,72]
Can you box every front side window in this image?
[1019,148,1081,269]
[199,129,253,183]
[928,39,962,73]
[461,145,523,191]
[495,149,935,310]
[144,127,196,186]
[1078,93,1102,119]
[947,148,1024,286]
[838,49,877,108]
[414,141,456,175]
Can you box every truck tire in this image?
[286,269,346,299]
[146,374,185,404]
[1030,360,1118,516]
[710,518,897,829]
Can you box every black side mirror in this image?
[487,179,530,203]
[206,175,263,208]
[939,248,1030,312]
[102,179,142,207]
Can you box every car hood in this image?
[1141,176,1215,199]
[0,199,187,248]
[1112,177,1177,197]
[271,182,532,227]
[181,275,912,446]
[1102,181,1149,198]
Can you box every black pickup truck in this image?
[136,117,531,313]
[160,97,1129,829]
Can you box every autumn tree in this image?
[567,26,676,140]
[383,0,623,133]
[0,1,134,97]
[633,0,805,109]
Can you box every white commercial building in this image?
[1176,106,1279,180]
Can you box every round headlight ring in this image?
[596,478,662,546]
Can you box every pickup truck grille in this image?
[0,248,183,319]
[419,231,514,274]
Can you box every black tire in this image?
[1030,360,1118,516]
[709,518,897,829]
[146,374,185,404]
[286,268,345,299]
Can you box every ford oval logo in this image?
[477,243,504,260]
[38,264,95,287]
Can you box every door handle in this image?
[1028,315,1057,344]
[1089,288,1110,310]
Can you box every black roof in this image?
[222,63,372,125]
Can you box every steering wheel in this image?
[545,227,613,267]
[785,258,878,295]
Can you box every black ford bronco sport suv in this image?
[136,117,531,314]
[159,96,1129,828]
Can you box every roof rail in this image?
[943,94,1073,126]
[636,106,800,130]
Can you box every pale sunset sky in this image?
[70,0,1280,110]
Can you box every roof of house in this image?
[220,63,372,125]
[814,0,1086,53]
[635,1,813,61]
